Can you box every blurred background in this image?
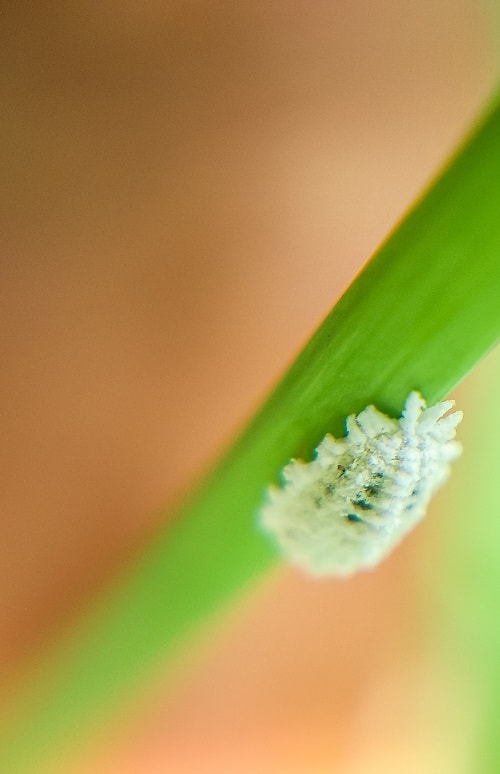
[1,1,499,771]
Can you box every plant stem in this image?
[2,91,500,772]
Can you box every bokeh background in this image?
[1,2,499,772]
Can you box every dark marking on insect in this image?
[351,497,373,511]
[346,513,363,523]
[364,483,380,497]
[337,464,346,477]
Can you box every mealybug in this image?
[259,392,462,577]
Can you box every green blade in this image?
[1,91,500,772]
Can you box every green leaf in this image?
[1,92,500,772]
[429,348,500,772]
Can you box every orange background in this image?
[1,2,498,771]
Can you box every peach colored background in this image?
[1,2,497,771]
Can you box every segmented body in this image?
[259,392,462,577]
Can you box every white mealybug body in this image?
[259,392,462,577]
